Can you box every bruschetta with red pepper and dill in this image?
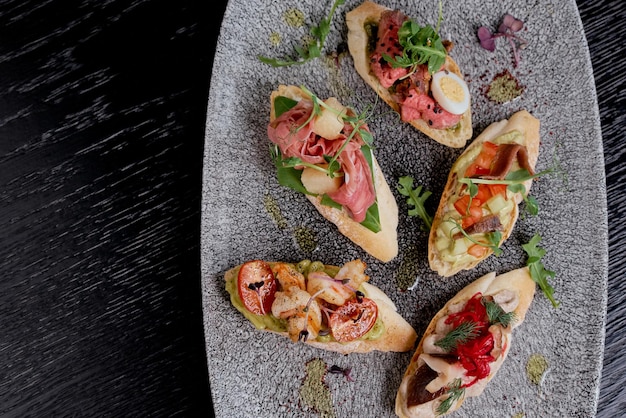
[346,1,472,148]
[225,259,418,354]
[268,85,399,262]
[428,110,541,277]
[395,267,536,417]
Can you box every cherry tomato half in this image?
[329,297,378,342]
[237,260,276,315]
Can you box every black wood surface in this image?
[0,0,622,417]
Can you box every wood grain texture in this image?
[577,1,626,417]
[0,0,622,416]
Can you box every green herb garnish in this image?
[484,299,516,327]
[445,218,503,256]
[460,167,554,216]
[382,1,446,74]
[258,0,345,67]
[522,233,559,308]
[434,321,480,352]
[269,88,381,233]
[397,176,433,230]
[436,378,465,416]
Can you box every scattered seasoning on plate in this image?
[264,194,288,229]
[269,32,281,46]
[283,8,305,27]
[395,244,421,291]
[300,358,336,418]
[486,69,525,103]
[526,353,549,385]
[294,226,318,254]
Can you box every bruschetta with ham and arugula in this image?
[396,267,536,417]
[428,110,541,277]
[346,1,473,148]
[225,258,418,354]
[268,84,399,262]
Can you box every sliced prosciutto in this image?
[267,101,376,223]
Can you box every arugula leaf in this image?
[383,3,446,74]
[397,176,433,230]
[274,96,298,118]
[320,194,342,210]
[360,201,382,233]
[258,0,345,67]
[522,234,559,308]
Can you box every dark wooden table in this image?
[1,0,623,416]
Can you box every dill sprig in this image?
[434,321,480,352]
[436,378,465,415]
[484,299,516,327]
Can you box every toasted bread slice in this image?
[346,1,472,148]
[269,85,399,262]
[396,267,536,417]
[428,110,540,276]
[225,259,418,354]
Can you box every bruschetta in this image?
[268,84,399,262]
[225,258,418,354]
[428,110,540,276]
[396,267,536,417]
[346,1,472,148]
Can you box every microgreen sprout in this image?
[477,14,527,67]
[397,176,433,230]
[258,0,345,67]
[329,365,355,382]
[445,218,503,256]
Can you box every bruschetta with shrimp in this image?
[346,1,472,148]
[396,267,536,417]
[428,110,541,277]
[268,84,399,262]
[225,258,418,354]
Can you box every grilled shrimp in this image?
[271,287,322,341]
[306,271,354,306]
[271,262,305,291]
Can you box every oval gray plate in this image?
[201,0,608,416]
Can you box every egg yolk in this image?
[438,76,465,103]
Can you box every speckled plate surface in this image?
[200,0,608,416]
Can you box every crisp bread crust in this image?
[269,84,399,262]
[428,110,541,277]
[346,1,473,148]
[395,267,536,417]
[225,264,418,354]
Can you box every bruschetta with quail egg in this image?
[346,1,472,148]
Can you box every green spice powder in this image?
[396,245,421,290]
[269,32,281,46]
[487,70,525,103]
[526,353,549,385]
[263,194,288,229]
[283,9,305,27]
[294,226,318,254]
[300,358,336,418]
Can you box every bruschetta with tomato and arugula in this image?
[396,267,536,417]
[225,259,418,354]
[268,84,399,262]
[428,110,541,277]
[346,1,472,148]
